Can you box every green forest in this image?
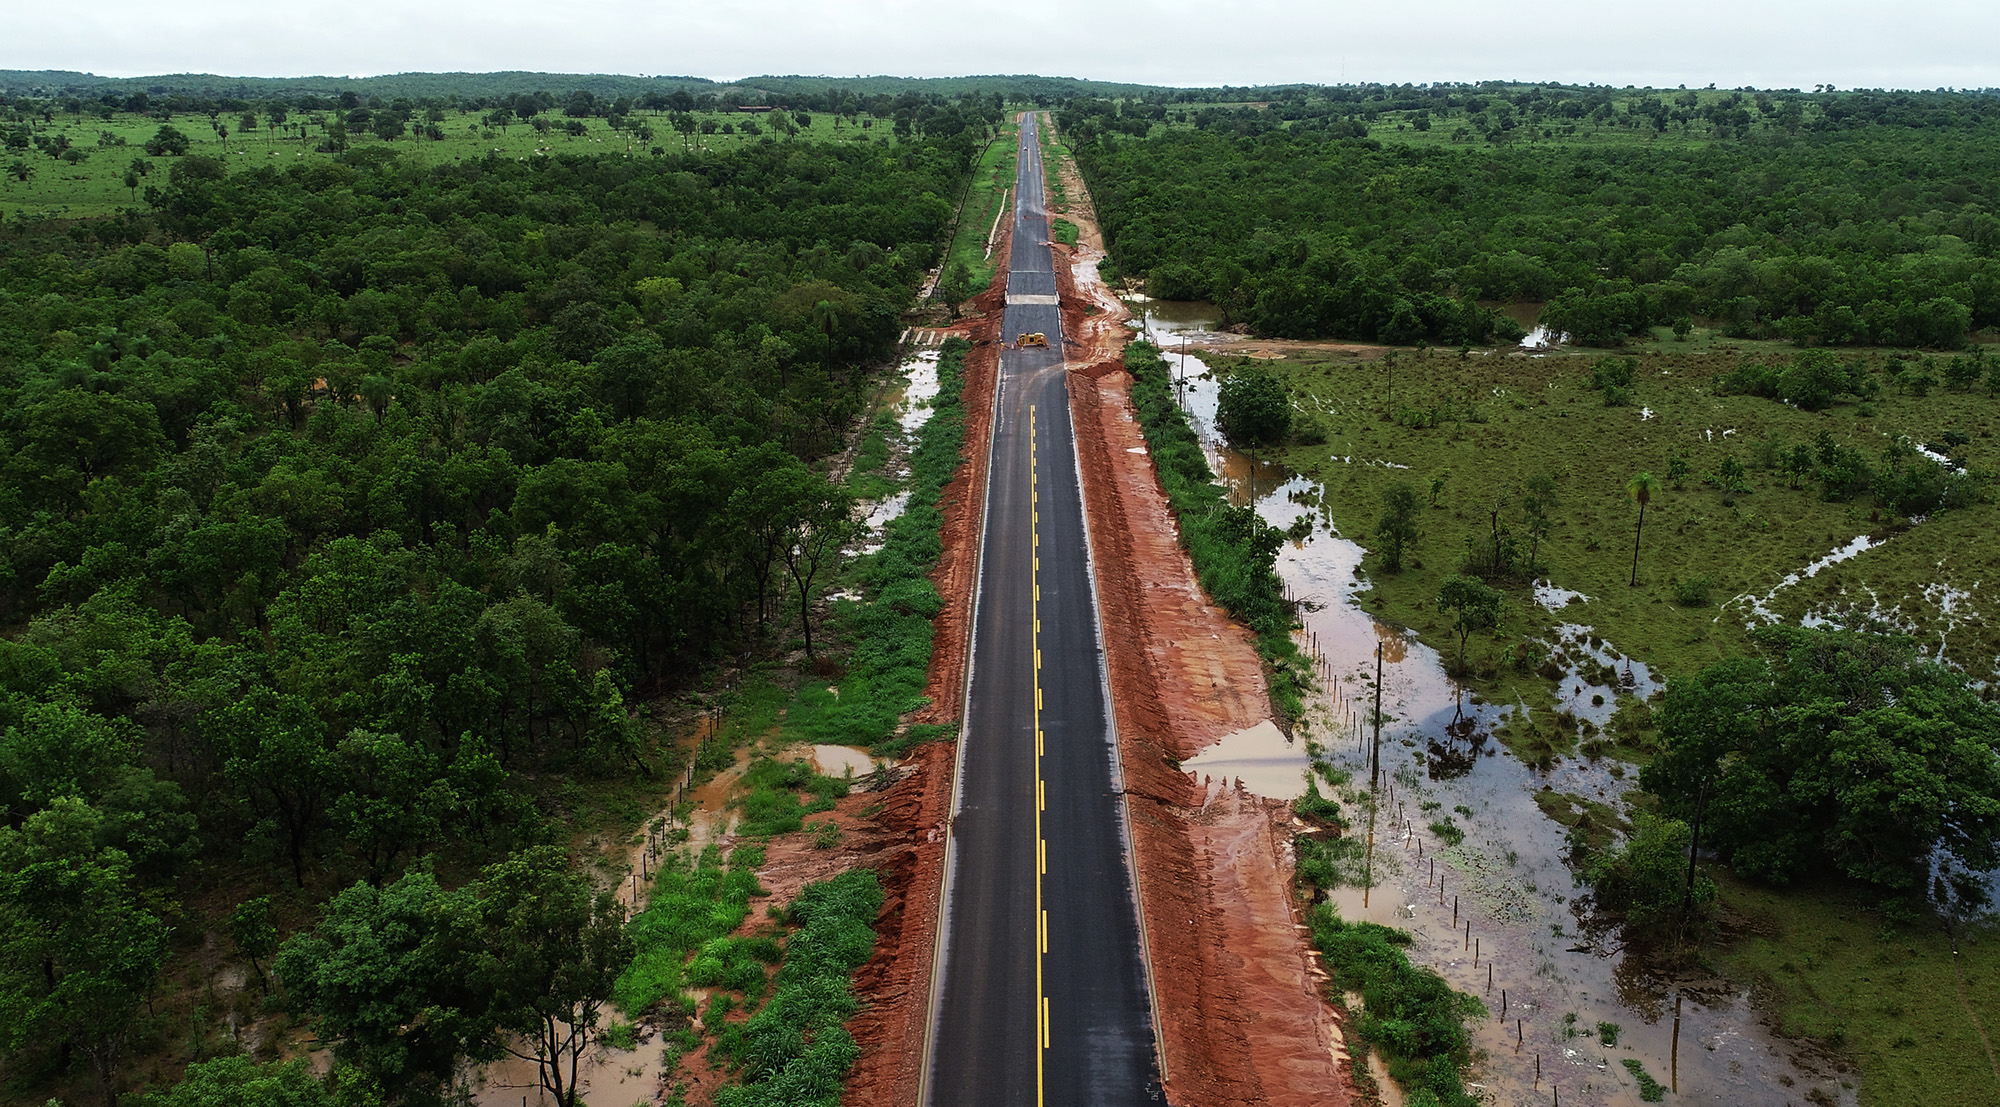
[1063,84,2000,348]
[9,63,2000,1107]
[0,75,1002,1106]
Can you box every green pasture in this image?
[1242,343,2000,688]
[1717,873,2000,1107]
[1237,339,2000,1103]
[938,120,1017,294]
[1,107,911,220]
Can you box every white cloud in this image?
[3,0,1995,91]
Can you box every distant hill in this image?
[0,68,1315,105]
[0,70,718,101]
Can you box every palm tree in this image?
[1627,470,1660,586]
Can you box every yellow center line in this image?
[1030,403,1045,1107]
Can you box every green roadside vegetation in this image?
[1123,340,1311,720]
[615,845,769,1017]
[938,125,1018,297]
[708,867,882,1107]
[1290,774,1484,1107]
[0,72,995,1103]
[587,334,971,1101]
[1307,906,1486,1107]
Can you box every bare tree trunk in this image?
[1629,502,1647,586]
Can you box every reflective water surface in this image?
[1135,303,1858,1107]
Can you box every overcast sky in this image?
[7,0,1998,92]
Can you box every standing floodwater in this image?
[1133,304,1857,1107]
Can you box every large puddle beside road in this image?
[1132,303,1858,1107]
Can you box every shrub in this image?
[1671,576,1713,608]
[712,868,882,1107]
[1308,906,1484,1107]
[1216,368,1292,446]
[613,846,766,1015]
[1580,813,1713,939]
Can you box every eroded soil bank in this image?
[1051,139,1353,1107]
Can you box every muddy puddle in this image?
[859,348,947,555]
[1181,719,1307,798]
[1134,302,1859,1107]
[472,1049,659,1107]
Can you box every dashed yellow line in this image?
[1030,403,1045,1107]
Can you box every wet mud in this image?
[1053,153,1352,1107]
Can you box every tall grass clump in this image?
[712,867,883,1107]
[613,845,766,1016]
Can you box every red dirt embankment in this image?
[1053,150,1353,1107]
[840,226,1010,1107]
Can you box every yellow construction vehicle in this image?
[1017,332,1048,348]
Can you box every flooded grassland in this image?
[1133,305,2000,1106]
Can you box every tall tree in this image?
[1374,481,1422,573]
[781,478,859,659]
[1625,470,1659,587]
[227,895,279,995]
[1521,472,1559,575]
[1641,626,2000,907]
[1216,369,1292,447]
[275,871,490,1100]
[1436,575,1504,675]
[0,799,169,1107]
[214,689,337,886]
[471,847,633,1107]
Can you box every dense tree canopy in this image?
[0,117,985,1099]
[1640,625,2000,907]
[1065,89,2000,347]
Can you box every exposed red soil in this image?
[834,741,952,1107]
[657,759,939,1106]
[839,219,1011,1107]
[1054,148,1353,1107]
[839,135,1356,1107]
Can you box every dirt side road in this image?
[1051,135,1354,1107]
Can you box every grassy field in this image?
[0,107,920,220]
[1716,873,2000,1105]
[1241,341,2000,688]
[938,120,1017,295]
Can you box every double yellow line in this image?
[1030,404,1047,1105]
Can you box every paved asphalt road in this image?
[926,114,1162,1107]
